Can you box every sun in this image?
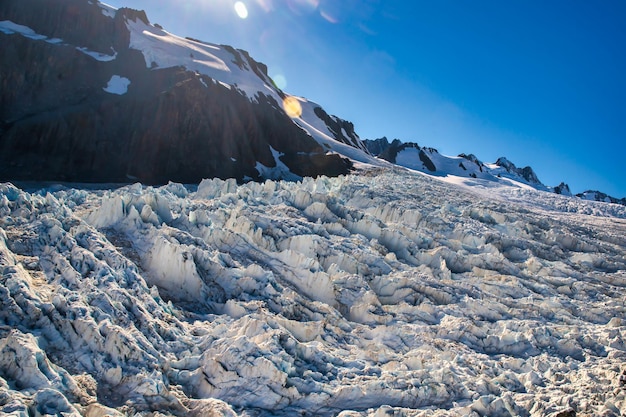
[234,1,248,19]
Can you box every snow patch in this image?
[103,75,131,95]
[98,2,117,18]
[395,147,422,170]
[76,46,117,62]
[0,20,47,39]
[0,20,117,62]
[255,146,302,181]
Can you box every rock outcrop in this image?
[554,182,572,196]
[494,157,541,185]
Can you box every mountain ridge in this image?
[363,137,626,206]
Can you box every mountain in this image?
[577,190,626,205]
[364,137,626,206]
[1,0,622,206]
[0,0,377,184]
[363,137,547,187]
[1,169,625,416]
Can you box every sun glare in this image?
[283,96,302,118]
[234,1,248,19]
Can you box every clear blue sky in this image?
[104,0,626,197]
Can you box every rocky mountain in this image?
[364,137,626,206]
[577,190,626,205]
[363,137,544,186]
[0,0,377,184]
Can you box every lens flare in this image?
[283,96,302,118]
[320,10,338,23]
[287,0,319,15]
[272,73,287,90]
[319,2,341,23]
[234,1,248,19]
[254,0,273,13]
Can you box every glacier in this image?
[1,169,625,416]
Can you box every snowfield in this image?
[1,169,625,416]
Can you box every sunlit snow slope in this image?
[1,169,625,416]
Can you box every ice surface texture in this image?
[1,169,625,416]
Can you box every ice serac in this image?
[1,169,626,416]
[0,0,372,184]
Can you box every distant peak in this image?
[495,157,515,170]
[554,182,572,196]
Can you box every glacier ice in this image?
[0,170,625,416]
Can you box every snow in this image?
[395,147,423,170]
[125,18,276,102]
[579,191,611,203]
[98,2,117,18]
[0,20,117,62]
[1,169,625,416]
[391,146,555,193]
[0,20,47,39]
[255,146,302,181]
[76,46,117,62]
[294,97,384,167]
[103,75,131,95]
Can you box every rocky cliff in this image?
[0,0,363,184]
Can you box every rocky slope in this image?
[0,0,376,184]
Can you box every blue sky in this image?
[104,0,626,197]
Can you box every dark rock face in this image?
[495,157,541,185]
[418,150,436,172]
[518,166,540,184]
[313,107,369,153]
[0,0,354,184]
[363,137,411,163]
[363,137,437,172]
[0,0,122,54]
[363,137,392,156]
[378,139,406,163]
[459,153,484,172]
[554,182,571,195]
